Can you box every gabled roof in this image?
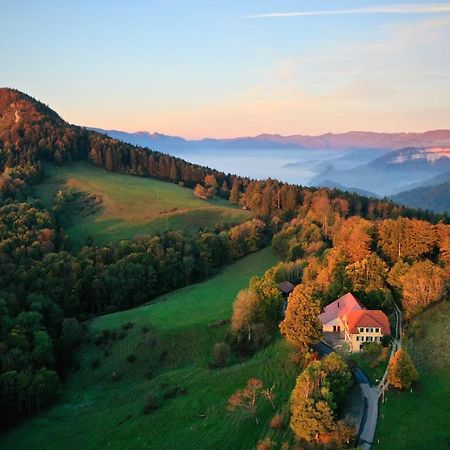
[278,281,295,295]
[319,292,364,325]
[345,310,391,335]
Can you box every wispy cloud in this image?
[247,3,450,19]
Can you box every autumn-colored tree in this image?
[387,348,419,390]
[345,253,388,293]
[290,364,336,442]
[229,178,240,204]
[230,289,261,339]
[387,260,410,295]
[332,217,373,263]
[279,285,322,351]
[378,218,437,262]
[228,378,273,423]
[399,260,445,319]
[204,174,218,197]
[256,438,275,450]
[193,183,208,200]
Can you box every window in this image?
[359,327,363,333]
[367,336,373,342]
[356,336,360,341]
[366,328,370,333]
[375,328,380,333]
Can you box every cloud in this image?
[247,3,450,19]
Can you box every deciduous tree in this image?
[279,285,322,351]
[387,348,419,390]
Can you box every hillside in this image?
[0,248,299,450]
[391,180,450,214]
[33,162,250,246]
[374,302,450,450]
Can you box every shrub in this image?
[212,342,231,367]
[93,334,104,346]
[256,438,275,450]
[90,359,100,369]
[122,322,134,330]
[144,367,153,380]
[143,393,163,414]
[269,412,285,430]
[117,329,127,340]
[142,325,150,333]
[102,329,110,340]
[163,386,181,399]
[111,371,120,381]
[126,354,137,363]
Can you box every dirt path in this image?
[359,299,403,450]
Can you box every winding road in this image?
[315,299,403,450]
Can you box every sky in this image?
[1,0,450,138]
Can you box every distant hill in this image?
[91,127,450,152]
[316,180,379,198]
[311,146,450,196]
[391,179,450,213]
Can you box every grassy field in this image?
[33,162,251,246]
[1,247,300,450]
[374,301,450,450]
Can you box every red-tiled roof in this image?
[346,310,391,335]
[319,292,364,325]
[278,281,295,294]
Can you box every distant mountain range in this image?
[90,128,450,152]
[91,127,450,213]
[310,147,450,197]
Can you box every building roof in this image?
[319,292,364,325]
[345,309,391,335]
[278,281,295,295]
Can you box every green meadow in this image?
[374,302,450,450]
[1,248,300,450]
[33,162,251,246]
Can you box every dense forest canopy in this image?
[0,88,448,428]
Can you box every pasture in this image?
[0,248,299,450]
[33,162,251,246]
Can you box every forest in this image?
[0,88,448,437]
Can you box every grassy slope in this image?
[1,248,298,450]
[374,302,450,450]
[33,162,251,246]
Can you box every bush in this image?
[212,342,231,367]
[111,371,120,381]
[90,359,100,369]
[143,393,163,414]
[102,329,111,340]
[144,367,153,380]
[163,386,183,399]
[142,325,150,333]
[126,354,137,363]
[117,329,127,340]
[122,322,134,330]
[270,412,285,430]
[256,438,275,450]
[93,334,104,346]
